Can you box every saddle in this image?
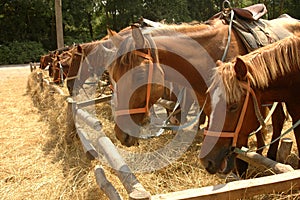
[233,3,267,21]
[227,4,292,51]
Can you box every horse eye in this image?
[227,103,239,112]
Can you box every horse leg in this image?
[285,102,300,168]
[255,106,268,155]
[235,158,248,178]
[255,130,265,155]
[266,103,286,161]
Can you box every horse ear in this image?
[107,28,123,48]
[131,24,145,49]
[234,57,248,81]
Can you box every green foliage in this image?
[0,0,299,64]
[0,41,46,65]
[142,0,191,23]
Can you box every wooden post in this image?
[94,165,123,200]
[55,0,64,49]
[66,98,76,142]
[76,126,98,160]
[97,136,151,200]
[76,109,102,131]
[236,148,294,174]
[38,72,44,92]
[76,94,112,108]
[277,138,293,164]
[156,98,176,110]
[30,62,33,72]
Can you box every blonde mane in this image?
[209,36,300,104]
[149,19,219,38]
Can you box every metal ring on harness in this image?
[222,0,232,17]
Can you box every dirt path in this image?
[0,65,101,200]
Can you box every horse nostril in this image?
[205,159,218,174]
[207,160,214,169]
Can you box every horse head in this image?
[108,25,165,147]
[199,59,261,175]
[67,41,115,96]
[67,45,84,95]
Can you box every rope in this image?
[236,118,300,153]
[249,102,278,137]
[221,9,234,62]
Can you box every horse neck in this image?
[152,22,247,104]
[68,54,82,77]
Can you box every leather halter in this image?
[114,49,155,117]
[204,79,259,147]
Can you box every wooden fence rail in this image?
[152,169,300,200]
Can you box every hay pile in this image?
[4,68,298,199]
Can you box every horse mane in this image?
[209,36,300,104]
[110,18,219,77]
[148,18,218,37]
[80,40,103,55]
[110,33,159,79]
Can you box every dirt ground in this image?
[0,65,102,200]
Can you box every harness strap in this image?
[221,9,234,62]
[249,102,278,137]
[204,80,251,147]
[235,118,300,154]
[240,81,265,127]
[114,50,154,116]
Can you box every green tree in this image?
[0,0,55,49]
[142,0,191,23]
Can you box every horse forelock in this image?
[113,34,156,69]
[208,61,244,104]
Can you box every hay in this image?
[0,68,104,200]
[1,66,299,200]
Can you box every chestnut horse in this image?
[52,50,73,85]
[40,53,55,77]
[66,40,113,95]
[108,16,300,175]
[66,27,135,96]
[201,35,300,174]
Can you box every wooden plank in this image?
[94,165,123,200]
[151,169,300,200]
[236,148,294,173]
[76,109,102,131]
[97,136,151,200]
[277,138,293,164]
[76,126,98,160]
[156,98,176,110]
[77,94,112,108]
[42,78,67,96]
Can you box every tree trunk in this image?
[279,0,285,15]
[55,0,64,49]
[88,13,93,39]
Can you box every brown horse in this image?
[201,35,300,174]
[108,15,300,175]
[52,50,73,85]
[40,53,55,77]
[66,26,138,96]
[67,41,103,94]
